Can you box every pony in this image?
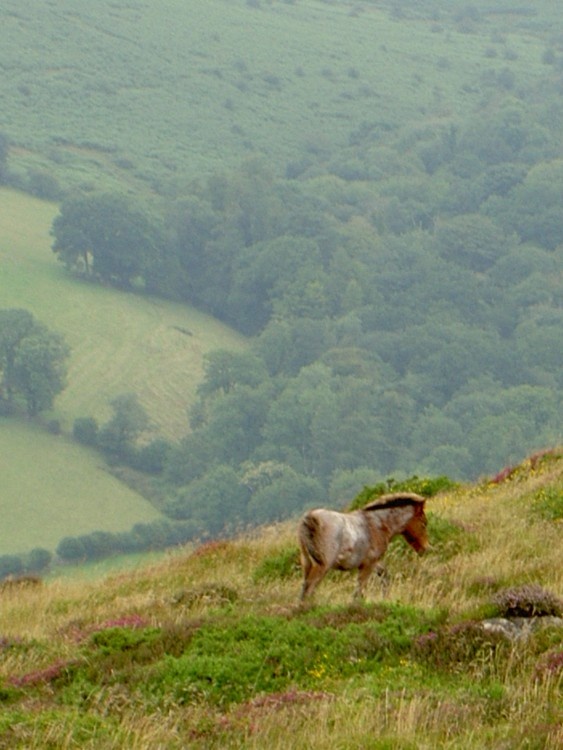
[298,492,429,602]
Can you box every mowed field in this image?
[0,188,247,437]
[0,189,246,554]
[0,421,161,554]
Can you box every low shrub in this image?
[531,486,563,521]
[491,584,563,618]
[252,547,300,583]
[413,620,510,673]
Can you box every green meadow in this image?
[0,420,160,555]
[0,188,246,436]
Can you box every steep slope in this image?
[0,450,560,748]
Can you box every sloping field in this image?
[0,450,560,747]
[0,420,161,554]
[0,188,246,437]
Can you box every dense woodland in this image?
[1,0,563,557]
[49,100,563,551]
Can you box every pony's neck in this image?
[368,504,414,536]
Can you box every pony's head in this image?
[401,501,429,554]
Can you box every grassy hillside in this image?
[1,0,556,194]
[0,450,560,747]
[0,187,246,554]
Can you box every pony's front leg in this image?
[375,563,390,596]
[354,561,380,601]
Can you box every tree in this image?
[0,132,9,183]
[487,159,563,249]
[27,548,53,573]
[434,214,512,272]
[0,309,69,416]
[51,193,162,286]
[98,393,150,462]
[72,416,99,446]
[198,350,268,397]
[12,329,69,415]
[0,308,36,402]
[169,465,250,535]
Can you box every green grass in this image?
[0,420,161,555]
[1,0,554,193]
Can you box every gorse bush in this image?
[348,475,458,511]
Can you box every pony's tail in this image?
[298,512,324,565]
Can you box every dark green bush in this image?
[72,417,99,447]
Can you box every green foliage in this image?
[0,555,24,579]
[348,476,458,511]
[531,486,563,521]
[0,308,69,416]
[90,626,161,657]
[97,393,150,463]
[51,193,164,287]
[145,605,443,707]
[27,548,52,574]
[72,416,99,447]
[252,547,300,583]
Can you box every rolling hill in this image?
[0,188,246,554]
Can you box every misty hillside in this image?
[0,0,558,193]
[0,449,560,748]
[0,0,562,562]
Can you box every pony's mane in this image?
[362,492,426,512]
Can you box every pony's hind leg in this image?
[300,562,328,602]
